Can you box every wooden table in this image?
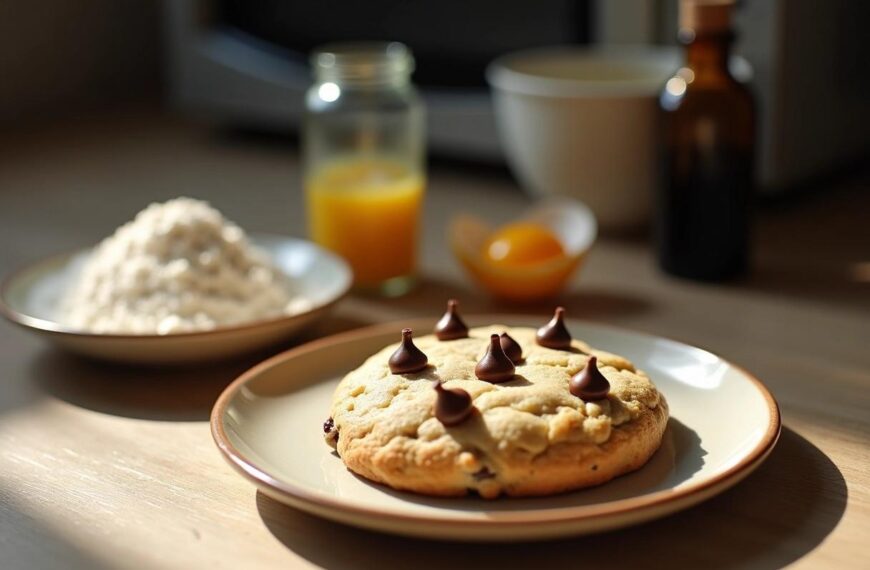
[1,111,867,569]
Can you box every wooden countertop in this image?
[1,111,867,569]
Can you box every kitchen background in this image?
[3,0,868,191]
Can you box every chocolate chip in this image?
[322,417,339,446]
[475,334,516,383]
[434,381,474,426]
[388,328,428,374]
[499,332,523,364]
[536,307,573,350]
[591,464,598,471]
[472,466,496,481]
[570,356,611,400]
[435,299,469,340]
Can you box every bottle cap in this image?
[679,0,734,35]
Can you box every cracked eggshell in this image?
[449,198,597,301]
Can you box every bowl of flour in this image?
[0,198,352,364]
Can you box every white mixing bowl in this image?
[487,46,678,230]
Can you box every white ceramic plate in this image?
[0,235,352,365]
[212,317,780,541]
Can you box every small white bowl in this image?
[487,46,678,230]
[0,235,352,365]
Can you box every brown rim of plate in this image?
[0,237,353,340]
[210,316,782,527]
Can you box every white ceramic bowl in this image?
[0,235,352,365]
[487,46,678,230]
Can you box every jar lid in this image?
[312,42,414,85]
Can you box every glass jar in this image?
[303,42,426,297]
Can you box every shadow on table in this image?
[256,427,846,569]
[29,350,254,421]
[738,179,870,313]
[737,262,870,313]
[362,274,652,320]
[26,312,371,421]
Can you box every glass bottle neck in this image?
[683,32,733,78]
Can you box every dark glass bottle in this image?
[657,0,756,281]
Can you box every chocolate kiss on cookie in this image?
[536,306,572,350]
[388,328,428,374]
[475,334,515,383]
[499,332,523,364]
[570,356,611,400]
[433,381,474,426]
[435,299,469,340]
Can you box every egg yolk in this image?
[483,223,565,267]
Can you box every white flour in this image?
[60,198,310,334]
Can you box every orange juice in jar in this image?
[306,157,424,292]
[304,42,425,296]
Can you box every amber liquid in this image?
[657,33,756,281]
[659,143,752,280]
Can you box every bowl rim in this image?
[0,233,353,340]
[486,44,678,99]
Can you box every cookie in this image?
[325,325,668,498]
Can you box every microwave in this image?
[166,0,870,192]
